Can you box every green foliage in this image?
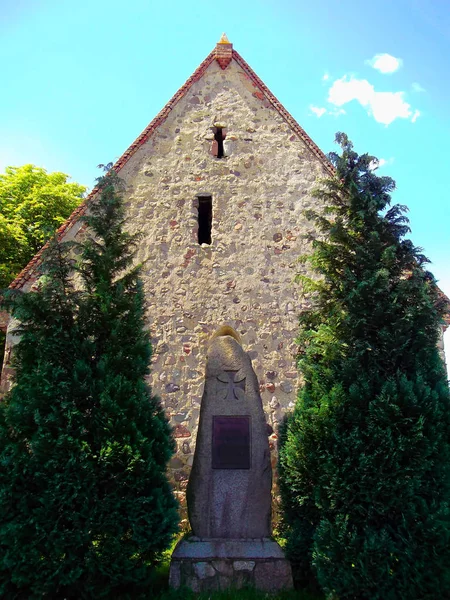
[0,169,179,598]
[154,580,323,600]
[154,590,323,600]
[279,133,450,599]
[0,164,85,289]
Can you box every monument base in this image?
[169,537,293,592]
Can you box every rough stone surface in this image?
[0,311,9,333]
[233,561,256,571]
[187,332,271,539]
[1,54,328,476]
[106,56,329,491]
[254,558,295,592]
[172,538,286,559]
[2,41,446,461]
[194,562,216,579]
[170,538,293,592]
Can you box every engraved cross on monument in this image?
[170,326,293,592]
[217,370,246,401]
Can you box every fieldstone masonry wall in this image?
[1,45,448,525]
[113,58,329,511]
[1,54,330,509]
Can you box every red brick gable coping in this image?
[5,39,381,293]
[215,33,233,70]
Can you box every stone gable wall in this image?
[2,59,329,509]
[113,59,328,507]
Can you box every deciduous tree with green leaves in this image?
[279,133,450,599]
[0,164,86,289]
[0,169,179,598]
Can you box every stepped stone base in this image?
[169,537,293,592]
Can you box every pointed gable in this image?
[2,37,448,469]
[10,37,333,292]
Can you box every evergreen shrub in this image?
[0,169,179,598]
[279,134,450,599]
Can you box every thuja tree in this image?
[279,133,450,599]
[0,170,179,598]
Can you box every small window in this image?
[211,127,226,158]
[197,195,212,245]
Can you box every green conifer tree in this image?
[279,134,450,599]
[0,170,179,599]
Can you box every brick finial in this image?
[215,33,232,69]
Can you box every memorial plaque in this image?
[187,332,272,538]
[212,416,250,469]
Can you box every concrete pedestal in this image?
[169,537,293,592]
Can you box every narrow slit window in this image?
[214,127,224,158]
[197,195,212,245]
[211,127,226,158]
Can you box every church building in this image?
[2,36,445,501]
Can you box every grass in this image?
[155,589,323,600]
[152,536,325,600]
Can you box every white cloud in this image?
[322,72,330,81]
[329,77,373,107]
[412,82,425,92]
[370,91,412,124]
[368,53,403,74]
[328,76,417,125]
[411,109,421,123]
[309,104,345,119]
[310,105,327,118]
[329,107,346,117]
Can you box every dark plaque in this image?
[212,416,250,469]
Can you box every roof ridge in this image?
[10,45,334,291]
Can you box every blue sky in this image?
[1,0,449,353]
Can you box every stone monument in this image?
[169,327,293,591]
